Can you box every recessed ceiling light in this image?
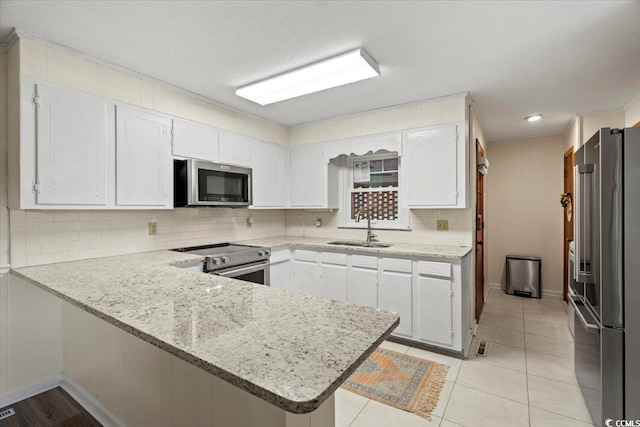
[236,47,380,106]
[525,114,543,122]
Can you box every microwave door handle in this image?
[574,164,595,284]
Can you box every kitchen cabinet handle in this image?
[569,295,600,334]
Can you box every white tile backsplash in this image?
[9,208,286,267]
[284,209,472,246]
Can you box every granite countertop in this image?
[235,236,472,259]
[12,251,399,414]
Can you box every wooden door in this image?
[563,147,575,302]
[475,140,485,319]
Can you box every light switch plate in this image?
[148,222,157,235]
[436,219,449,231]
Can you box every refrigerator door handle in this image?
[569,294,600,334]
[574,164,595,284]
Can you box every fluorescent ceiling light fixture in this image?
[236,48,380,106]
[525,114,543,122]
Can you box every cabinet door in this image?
[404,124,459,207]
[320,264,347,302]
[252,140,287,207]
[347,267,378,308]
[219,129,252,167]
[379,271,413,337]
[270,260,292,291]
[116,105,172,207]
[293,260,319,296]
[34,84,109,205]
[172,118,219,162]
[288,144,324,207]
[414,276,454,346]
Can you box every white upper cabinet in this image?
[115,105,173,207]
[288,143,339,208]
[403,123,466,208]
[251,140,288,208]
[219,129,253,167]
[33,83,110,206]
[172,118,219,162]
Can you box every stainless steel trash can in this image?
[506,255,541,298]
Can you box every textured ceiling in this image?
[1,0,639,142]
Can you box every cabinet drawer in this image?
[351,255,378,269]
[294,249,318,262]
[382,258,412,273]
[270,249,290,263]
[418,260,451,278]
[320,251,347,265]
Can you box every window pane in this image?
[369,159,383,172]
[384,158,398,171]
[370,172,398,188]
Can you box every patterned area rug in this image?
[341,347,449,420]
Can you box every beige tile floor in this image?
[336,288,597,427]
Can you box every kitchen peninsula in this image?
[10,250,399,427]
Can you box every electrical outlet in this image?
[246,217,253,228]
[148,222,157,235]
[436,219,449,231]
[316,218,322,227]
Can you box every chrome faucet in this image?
[355,208,379,244]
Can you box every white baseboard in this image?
[0,373,124,427]
[487,282,563,298]
[60,374,126,427]
[0,374,62,407]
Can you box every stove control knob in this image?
[222,256,230,264]
[265,250,270,257]
[212,257,222,265]
[258,250,266,257]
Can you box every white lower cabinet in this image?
[270,248,471,353]
[270,249,292,291]
[379,269,413,338]
[414,276,454,346]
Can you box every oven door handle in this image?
[569,295,600,334]
[213,261,269,277]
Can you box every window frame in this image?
[340,152,410,230]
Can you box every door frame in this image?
[475,139,485,319]
[563,146,575,303]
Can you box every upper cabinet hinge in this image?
[32,180,40,193]
[450,329,455,339]
[32,94,41,107]
[450,289,455,298]
[170,127,175,145]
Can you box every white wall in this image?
[0,51,8,271]
[625,92,640,127]
[485,137,564,295]
[285,95,476,246]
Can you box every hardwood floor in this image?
[0,387,101,427]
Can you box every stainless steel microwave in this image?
[174,159,252,207]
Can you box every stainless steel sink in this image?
[328,240,393,248]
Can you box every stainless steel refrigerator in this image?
[572,127,640,424]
